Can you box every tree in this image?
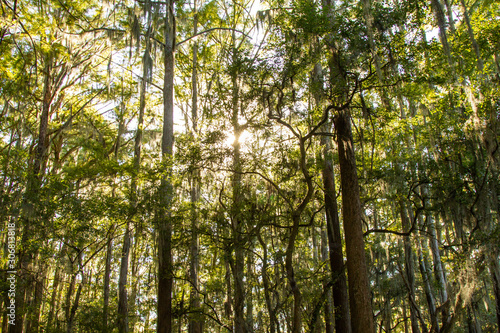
[2,0,500,332]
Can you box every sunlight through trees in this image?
[1,0,500,332]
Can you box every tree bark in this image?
[65,271,76,331]
[188,2,203,331]
[116,106,130,333]
[422,186,450,327]
[459,0,483,71]
[491,255,500,333]
[416,213,439,332]
[361,0,383,82]
[157,1,176,332]
[67,269,85,333]
[400,203,420,333]
[334,109,375,333]
[230,35,247,333]
[321,129,352,333]
[312,61,352,333]
[285,213,303,333]
[47,262,62,330]
[129,226,141,331]
[224,247,233,321]
[118,225,131,333]
[103,234,113,332]
[12,56,54,333]
[26,260,46,333]
[246,248,254,332]
[430,0,454,69]
[258,231,278,333]
[128,15,151,331]
[442,0,456,34]
[321,225,334,333]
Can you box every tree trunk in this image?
[442,0,456,34]
[321,225,334,333]
[26,260,46,333]
[230,37,247,333]
[127,16,151,332]
[334,109,375,333]
[361,0,383,82]
[246,248,254,332]
[258,231,277,333]
[224,247,233,321]
[422,186,450,327]
[491,255,500,333]
[118,224,131,333]
[67,270,85,333]
[157,1,175,332]
[65,272,76,331]
[188,2,203,331]
[312,61,352,333]
[12,56,54,333]
[400,203,421,333]
[129,226,141,331]
[285,214,302,333]
[459,0,483,71]
[117,104,130,333]
[282,130,316,333]
[47,258,63,330]
[103,234,113,332]
[430,0,454,69]
[416,213,439,332]
[321,129,352,333]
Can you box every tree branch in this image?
[176,28,250,47]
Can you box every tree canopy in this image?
[1,0,499,332]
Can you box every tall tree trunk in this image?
[416,213,439,332]
[26,260,46,333]
[383,293,392,333]
[246,248,254,332]
[128,16,151,331]
[129,226,141,331]
[459,0,483,71]
[117,108,130,333]
[103,233,113,332]
[422,186,450,327]
[47,262,62,330]
[189,2,202,331]
[65,271,76,331]
[258,231,277,333]
[321,225,334,333]
[118,225,131,333]
[286,213,302,333]
[334,109,375,333]
[312,61,352,333]
[67,269,85,333]
[157,1,176,332]
[324,5,373,327]
[361,0,383,81]
[430,0,454,69]
[117,13,151,331]
[283,131,316,333]
[11,56,54,333]
[230,36,247,333]
[224,247,233,321]
[442,0,456,34]
[321,131,352,333]
[400,203,421,333]
[491,255,500,333]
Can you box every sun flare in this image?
[224,130,251,147]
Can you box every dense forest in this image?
[1,0,499,332]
